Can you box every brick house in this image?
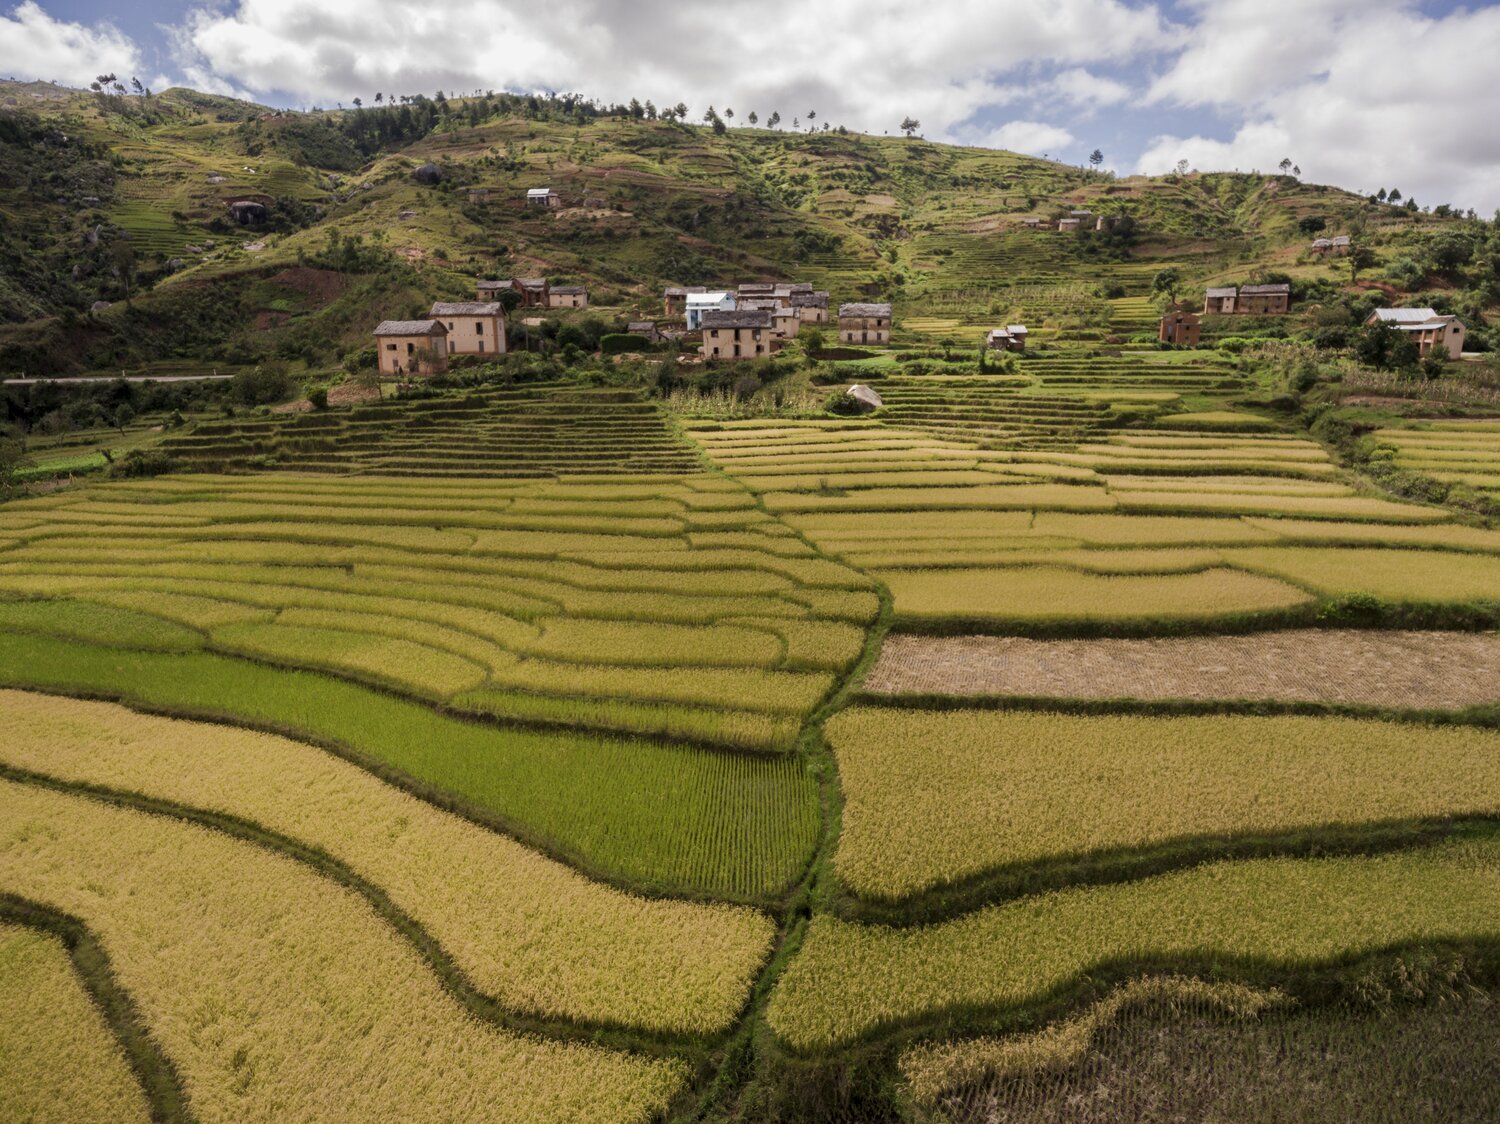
[430,302,506,357]
[700,309,775,360]
[374,320,449,376]
[664,286,706,316]
[526,187,561,208]
[791,291,830,323]
[512,278,550,308]
[1238,283,1292,314]
[838,302,892,345]
[1159,309,1201,346]
[476,279,512,302]
[1203,287,1238,314]
[1366,308,1467,360]
[548,285,588,309]
[628,321,664,343]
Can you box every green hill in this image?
[0,80,1493,378]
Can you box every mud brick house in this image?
[374,320,448,376]
[700,309,775,360]
[1159,309,1201,346]
[838,302,892,345]
[1203,286,1238,314]
[548,285,588,309]
[664,286,707,316]
[791,291,830,323]
[430,302,506,356]
[511,278,550,308]
[1238,283,1292,314]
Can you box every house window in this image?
[385,343,396,351]
[476,322,484,333]
[478,340,485,353]
[447,322,454,331]
[406,343,415,355]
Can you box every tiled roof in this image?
[1241,283,1291,295]
[476,279,511,290]
[790,292,829,308]
[1205,287,1238,299]
[551,285,587,294]
[839,302,892,318]
[431,302,503,316]
[374,319,446,336]
[701,309,773,330]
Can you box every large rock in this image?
[845,384,883,413]
[413,162,444,186]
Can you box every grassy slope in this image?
[1,79,1475,377]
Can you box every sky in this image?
[3,0,1500,213]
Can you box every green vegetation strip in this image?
[768,838,1500,1052]
[0,632,819,902]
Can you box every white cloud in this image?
[166,0,1170,139]
[1141,0,1500,212]
[983,120,1078,158]
[1049,68,1130,109]
[0,1,141,86]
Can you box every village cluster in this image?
[369,187,1466,377]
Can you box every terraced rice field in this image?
[5,366,1499,1118]
[1373,420,1500,493]
[160,382,703,476]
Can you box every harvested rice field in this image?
[6,369,1500,1119]
[865,629,1500,708]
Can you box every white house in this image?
[685,291,736,330]
[1366,308,1467,360]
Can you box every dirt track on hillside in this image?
[866,630,1500,709]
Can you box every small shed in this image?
[987,325,1028,352]
[526,187,561,208]
[845,384,883,413]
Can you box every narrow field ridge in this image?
[866,630,1500,709]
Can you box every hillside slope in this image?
[0,80,1488,376]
